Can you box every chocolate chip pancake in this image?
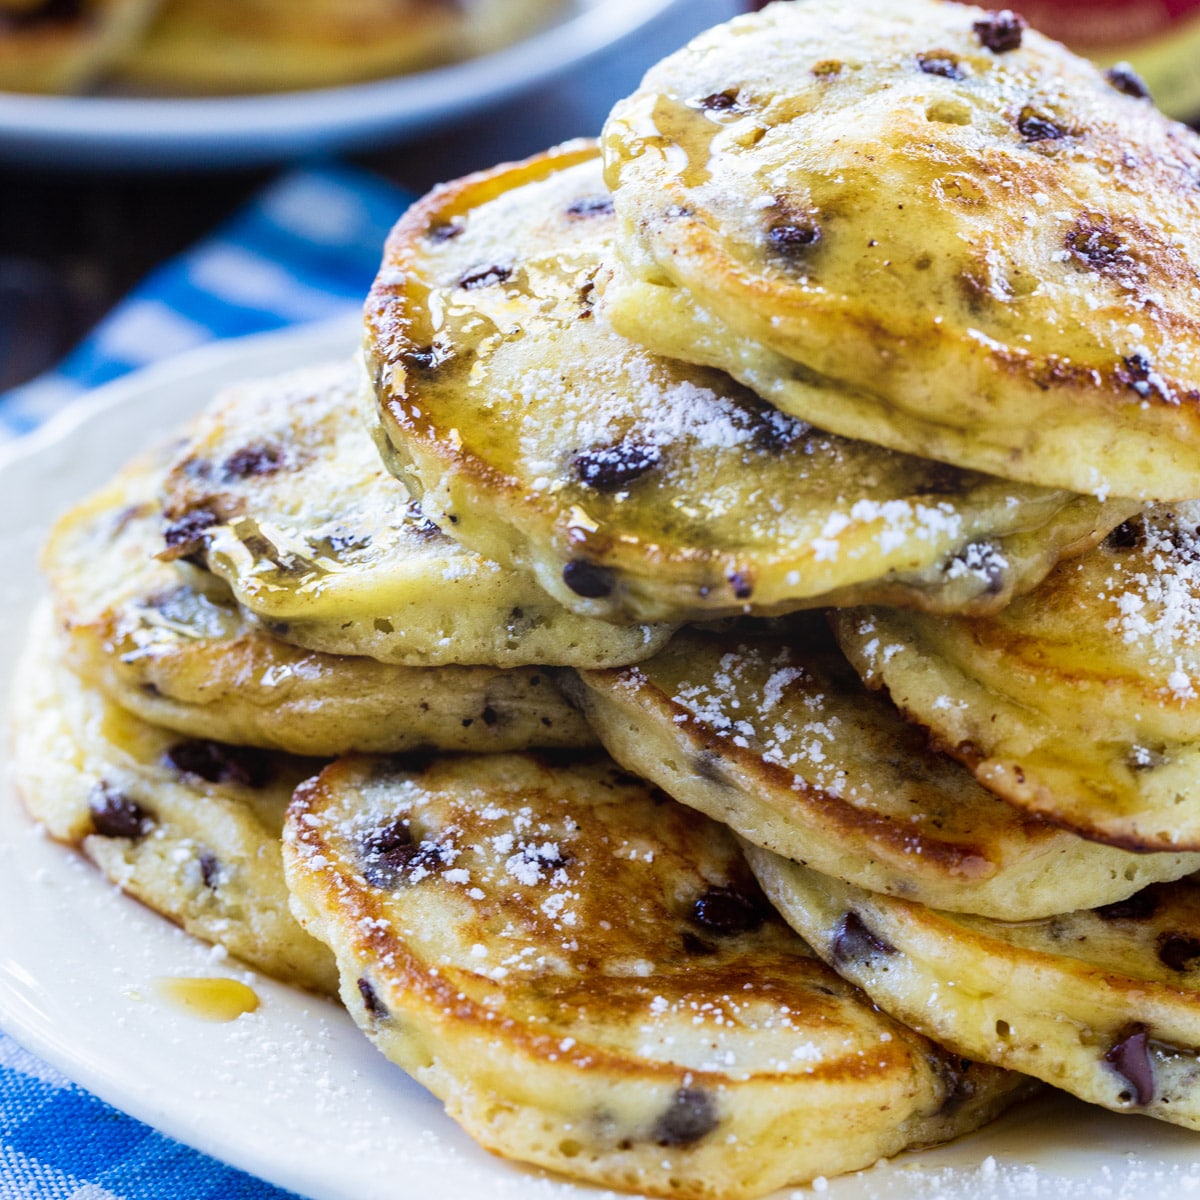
[115,0,558,93]
[0,0,158,92]
[159,360,669,667]
[43,447,594,757]
[364,142,1134,625]
[601,0,1200,499]
[751,849,1200,1130]
[12,603,337,994]
[835,508,1200,851]
[283,751,1033,1199]
[569,619,1200,919]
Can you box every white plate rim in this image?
[3,320,1200,1200]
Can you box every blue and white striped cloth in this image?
[0,161,409,441]
[1,161,412,1200]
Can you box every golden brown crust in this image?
[284,752,1031,1198]
[834,508,1200,850]
[42,445,596,756]
[752,849,1200,1129]
[602,0,1200,498]
[365,142,1135,624]
[573,620,1200,918]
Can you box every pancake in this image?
[364,142,1135,625]
[751,849,1200,1130]
[0,0,157,92]
[569,619,1200,919]
[11,603,337,995]
[43,447,595,757]
[601,0,1200,500]
[159,360,669,668]
[834,508,1200,850]
[115,0,558,93]
[283,750,1033,1199]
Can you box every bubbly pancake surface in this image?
[44,449,594,756]
[571,620,1200,919]
[284,751,1030,1199]
[835,508,1200,850]
[602,0,1200,499]
[752,849,1200,1129]
[12,604,337,994]
[159,360,668,667]
[365,143,1134,624]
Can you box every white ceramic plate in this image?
[0,0,680,169]
[3,319,1200,1200]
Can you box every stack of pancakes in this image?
[15,0,1200,1194]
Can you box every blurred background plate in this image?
[0,0,682,169]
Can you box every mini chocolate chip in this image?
[1106,63,1150,100]
[1127,743,1165,772]
[458,264,511,290]
[918,52,964,80]
[768,220,821,250]
[972,10,1025,53]
[728,572,753,600]
[88,783,154,840]
[690,886,767,936]
[573,441,662,491]
[358,977,389,1019]
[481,706,498,727]
[1105,1025,1154,1106]
[566,195,614,219]
[163,508,218,555]
[427,218,464,242]
[404,501,443,538]
[1104,519,1143,551]
[653,1088,718,1146]
[1158,933,1200,972]
[562,560,615,599]
[682,931,718,956]
[1095,890,1161,921]
[1017,107,1067,142]
[360,819,419,886]
[831,911,896,964]
[223,443,284,479]
[932,1053,978,1116]
[1118,353,1164,400]
[697,90,739,111]
[324,528,371,554]
[165,740,275,789]
[408,344,451,371]
[198,850,220,889]
[524,843,569,872]
[750,406,811,453]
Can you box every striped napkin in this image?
[0,161,412,1200]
